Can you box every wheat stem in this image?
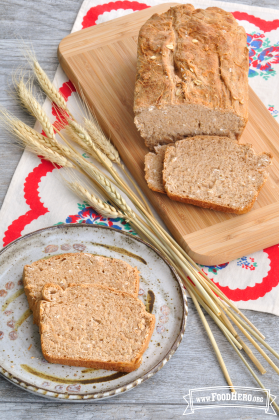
[120,164,153,216]
[190,288,235,392]
[237,338,267,375]
[223,331,279,414]
[186,280,242,349]
[225,309,279,375]
[186,279,266,374]
[180,255,266,340]
[227,308,279,360]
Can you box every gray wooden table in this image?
[1,0,279,418]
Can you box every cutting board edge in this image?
[183,202,279,265]
[58,3,179,59]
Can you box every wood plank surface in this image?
[1,1,279,419]
[58,4,279,265]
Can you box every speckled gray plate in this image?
[0,224,187,401]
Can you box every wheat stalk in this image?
[33,61,68,110]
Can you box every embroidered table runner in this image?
[1,0,279,314]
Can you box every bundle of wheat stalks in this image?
[1,53,279,410]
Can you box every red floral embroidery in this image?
[82,1,149,28]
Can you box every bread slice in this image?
[134,5,249,150]
[145,145,167,193]
[39,283,155,372]
[163,136,272,214]
[24,253,139,325]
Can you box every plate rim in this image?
[0,223,188,401]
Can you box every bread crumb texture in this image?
[163,136,272,214]
[23,253,139,324]
[40,284,155,372]
[134,4,249,149]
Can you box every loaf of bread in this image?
[134,4,249,150]
[24,253,139,325]
[162,136,272,214]
[39,283,155,372]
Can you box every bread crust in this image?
[145,182,165,194]
[165,182,267,215]
[40,284,155,373]
[134,5,249,149]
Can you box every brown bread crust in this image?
[164,185,265,214]
[40,284,155,372]
[134,4,249,149]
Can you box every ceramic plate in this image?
[0,224,187,401]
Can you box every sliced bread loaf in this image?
[24,253,139,325]
[134,5,249,150]
[163,136,272,214]
[145,145,167,193]
[39,283,155,372]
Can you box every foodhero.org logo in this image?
[183,386,277,415]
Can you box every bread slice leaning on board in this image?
[134,4,249,150]
[145,145,168,194]
[23,253,139,325]
[39,283,156,372]
[145,136,272,214]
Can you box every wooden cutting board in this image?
[58,3,279,266]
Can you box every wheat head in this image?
[15,78,54,139]
[11,118,74,161]
[83,118,120,164]
[22,44,68,111]
[67,119,113,169]
[14,128,73,168]
[69,182,123,219]
[64,125,100,161]
[33,61,68,111]
[79,158,135,217]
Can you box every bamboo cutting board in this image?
[58,3,279,266]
